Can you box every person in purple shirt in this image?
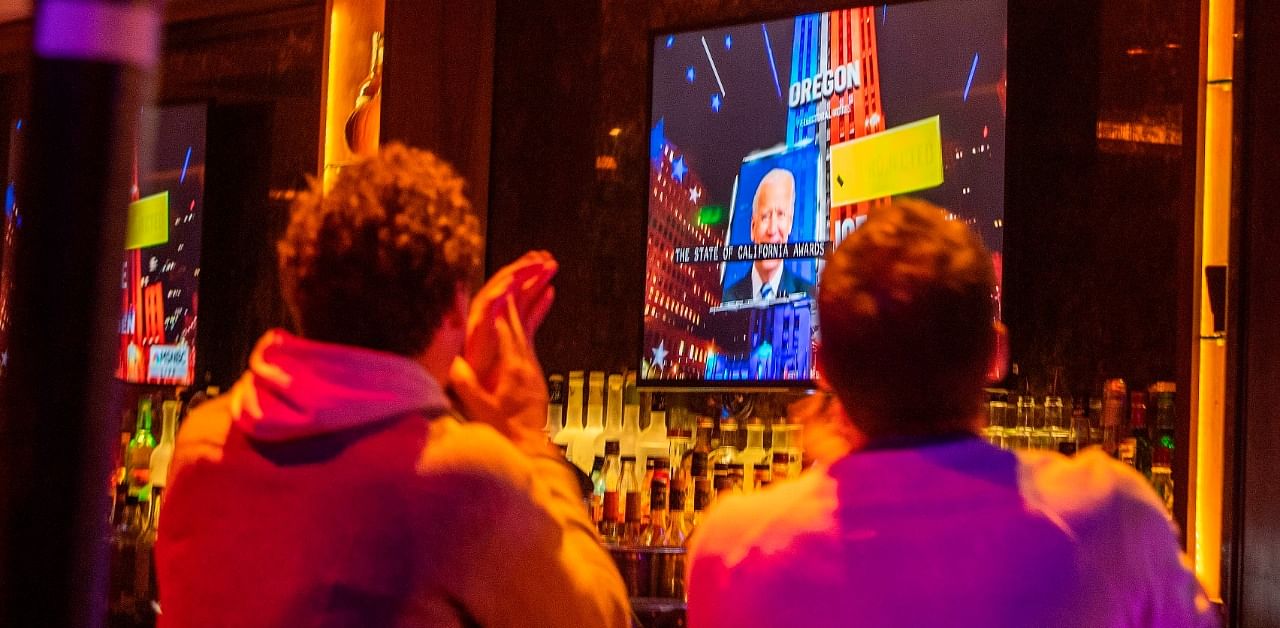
[687,198,1217,628]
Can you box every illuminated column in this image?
[1,1,165,625]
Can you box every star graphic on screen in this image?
[689,186,701,203]
[672,156,687,182]
[686,66,696,83]
[652,341,668,370]
[711,93,722,112]
[724,34,732,49]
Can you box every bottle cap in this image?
[621,455,636,463]
[1150,381,1176,394]
[605,440,620,455]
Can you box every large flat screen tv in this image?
[642,0,1006,387]
[117,103,207,386]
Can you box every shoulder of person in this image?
[413,416,542,499]
[691,467,834,563]
[1015,447,1173,535]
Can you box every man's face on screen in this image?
[751,175,794,276]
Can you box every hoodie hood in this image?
[229,329,450,442]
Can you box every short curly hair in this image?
[277,143,483,356]
[818,197,996,437]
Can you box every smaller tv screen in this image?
[117,104,207,386]
[642,0,1006,387]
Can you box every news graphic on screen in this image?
[0,118,22,383]
[642,0,1006,385]
[118,104,207,386]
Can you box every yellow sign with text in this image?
[125,191,169,250]
[829,115,944,206]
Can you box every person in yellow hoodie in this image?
[157,143,629,627]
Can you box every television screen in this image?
[117,103,207,386]
[642,0,1006,386]
[0,118,22,383]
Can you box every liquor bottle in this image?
[555,371,585,469]
[125,397,157,498]
[1150,382,1177,513]
[643,458,671,546]
[148,400,179,512]
[107,494,144,626]
[599,440,622,542]
[572,371,606,470]
[728,463,746,494]
[753,463,772,489]
[620,456,643,544]
[543,374,565,440]
[712,413,740,466]
[1119,390,1153,480]
[689,452,711,536]
[1101,379,1127,458]
[668,477,690,545]
[639,458,656,524]
[344,31,384,156]
[771,451,792,483]
[713,462,731,501]
[588,455,605,525]
[680,416,716,501]
[620,373,642,459]
[596,374,625,457]
[1059,399,1087,455]
[737,420,768,491]
[637,392,670,471]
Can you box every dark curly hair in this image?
[818,197,996,437]
[277,143,483,356]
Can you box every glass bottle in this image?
[148,400,179,515]
[554,371,585,468]
[620,373,642,459]
[689,451,712,538]
[771,450,792,483]
[543,374,565,440]
[1150,382,1177,513]
[588,455,605,525]
[573,371,606,470]
[1120,390,1153,480]
[620,456,643,544]
[344,31,384,155]
[643,458,671,546]
[597,374,625,458]
[713,413,741,467]
[1044,394,1066,449]
[599,440,622,542]
[713,462,731,501]
[668,477,690,545]
[125,397,157,499]
[107,494,144,625]
[1010,394,1034,450]
[637,391,669,471]
[1101,379,1127,458]
[728,463,746,494]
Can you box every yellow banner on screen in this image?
[125,191,169,250]
[829,115,944,206]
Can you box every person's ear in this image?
[986,321,1009,384]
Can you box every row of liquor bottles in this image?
[982,378,1177,512]
[108,387,216,628]
[544,371,804,477]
